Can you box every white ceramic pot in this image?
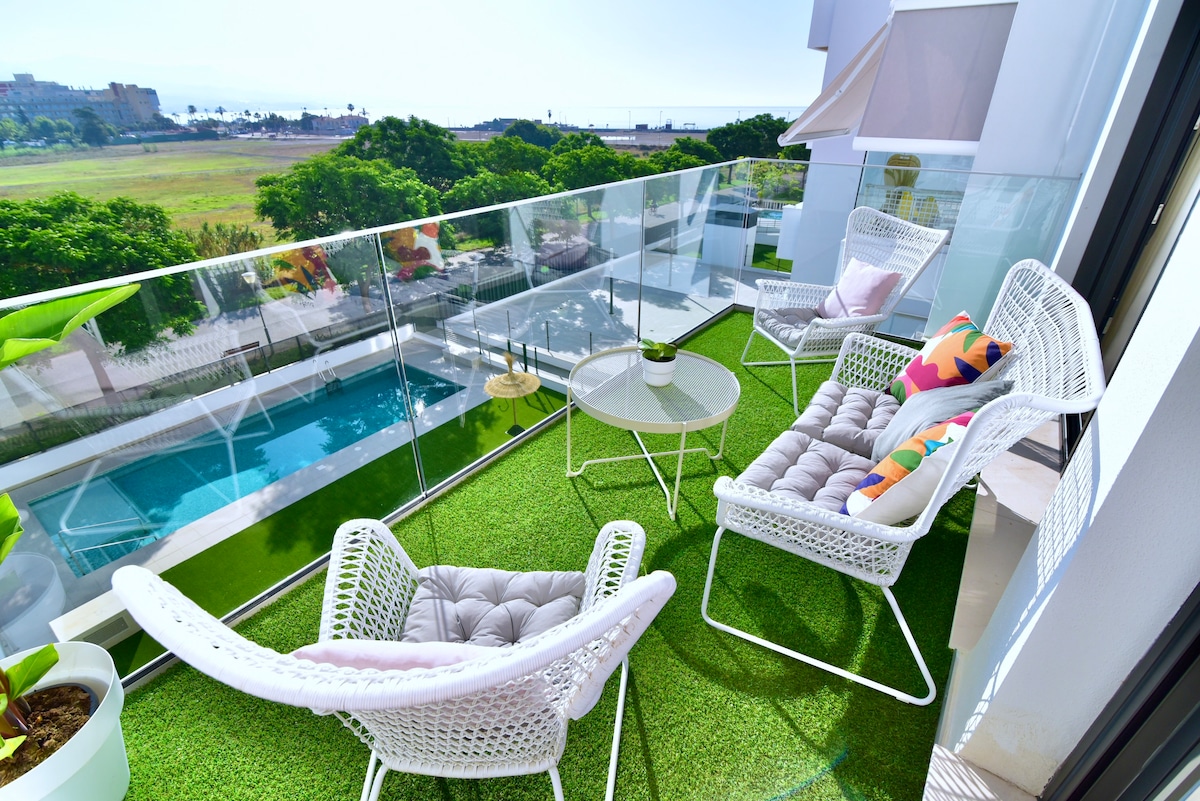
[642,357,677,387]
[0,641,129,801]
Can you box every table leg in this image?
[671,428,688,520]
[566,387,575,475]
[711,418,730,461]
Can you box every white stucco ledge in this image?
[924,744,1033,801]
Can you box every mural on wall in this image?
[268,246,336,295]
[382,224,444,282]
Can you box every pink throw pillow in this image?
[817,257,902,319]
[292,639,495,670]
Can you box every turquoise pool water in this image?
[30,364,461,576]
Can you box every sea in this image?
[252,105,800,131]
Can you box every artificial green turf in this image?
[120,312,973,801]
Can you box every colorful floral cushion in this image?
[842,412,974,524]
[889,312,1013,403]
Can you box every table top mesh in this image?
[569,348,740,433]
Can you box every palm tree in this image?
[186,104,197,123]
[214,106,226,133]
[347,103,355,116]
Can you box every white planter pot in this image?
[642,357,677,387]
[0,641,129,801]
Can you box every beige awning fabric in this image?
[780,2,1016,157]
[854,2,1016,156]
[778,25,888,147]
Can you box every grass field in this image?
[0,138,339,243]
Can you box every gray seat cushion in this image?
[791,381,900,459]
[401,566,586,646]
[736,430,875,512]
[757,307,821,348]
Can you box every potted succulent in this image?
[639,338,678,387]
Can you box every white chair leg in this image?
[740,328,759,366]
[701,526,937,706]
[789,356,800,417]
[361,751,388,801]
[605,659,630,801]
[549,765,564,801]
[740,328,796,368]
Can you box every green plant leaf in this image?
[0,494,21,565]
[0,693,19,739]
[0,284,140,370]
[0,733,26,761]
[5,644,58,700]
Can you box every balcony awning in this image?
[779,1,1016,157]
[777,24,888,146]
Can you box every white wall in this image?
[788,0,890,285]
[938,175,1200,795]
[930,0,1158,329]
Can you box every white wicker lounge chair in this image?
[742,206,950,415]
[707,259,1105,704]
[113,519,676,801]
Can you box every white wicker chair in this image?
[742,206,950,415]
[707,259,1105,704]
[113,519,676,801]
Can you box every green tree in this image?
[186,104,197,122]
[542,145,628,190]
[474,135,551,176]
[443,169,553,212]
[617,152,659,180]
[706,113,793,160]
[443,169,554,243]
[72,106,110,146]
[647,149,708,173]
[503,119,562,150]
[665,137,723,164]
[335,116,470,191]
[0,119,25,149]
[254,153,442,241]
[53,119,76,141]
[28,116,57,141]
[148,112,180,131]
[0,192,202,354]
[550,132,607,154]
[781,142,812,161]
[183,222,265,259]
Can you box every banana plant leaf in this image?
[0,284,140,370]
[0,494,21,565]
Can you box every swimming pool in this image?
[30,364,461,576]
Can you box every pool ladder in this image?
[318,362,343,395]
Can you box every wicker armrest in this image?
[320,519,421,643]
[581,520,647,611]
[828,333,920,392]
[754,279,831,313]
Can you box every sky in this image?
[0,0,829,128]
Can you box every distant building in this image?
[0,73,161,127]
[310,114,368,134]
